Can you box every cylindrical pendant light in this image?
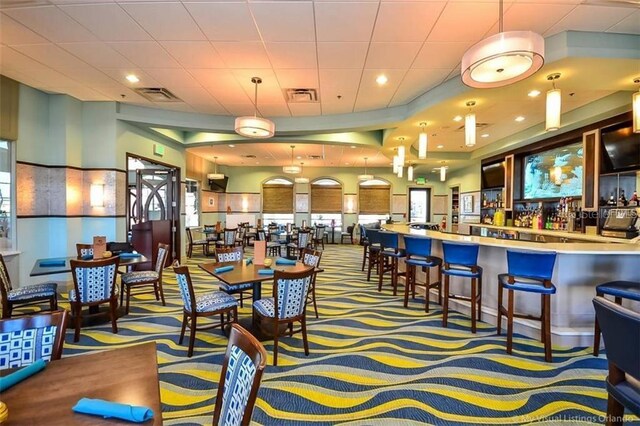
[397,165,403,178]
[465,101,476,147]
[407,164,414,181]
[633,78,640,133]
[392,154,400,173]
[545,73,561,132]
[397,143,405,163]
[440,166,447,182]
[418,122,427,159]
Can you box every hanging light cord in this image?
[499,0,503,33]
[254,80,259,118]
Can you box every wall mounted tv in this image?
[523,141,583,199]
[208,176,229,193]
[481,162,505,189]
[601,123,640,173]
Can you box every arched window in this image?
[310,178,342,228]
[358,178,390,224]
[262,177,294,225]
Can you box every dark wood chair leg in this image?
[187,315,197,358]
[471,277,477,333]
[311,278,319,318]
[606,395,625,426]
[377,256,384,292]
[403,264,411,308]
[50,295,58,311]
[442,274,450,328]
[158,280,166,306]
[73,304,82,343]
[178,312,187,345]
[120,282,125,307]
[391,258,398,296]
[543,294,552,363]
[593,318,601,356]
[425,267,431,313]
[125,285,131,314]
[540,294,546,344]
[273,322,280,366]
[497,282,503,335]
[301,316,310,356]
[361,246,367,271]
[506,289,514,355]
[477,275,483,322]
[239,292,244,308]
[437,264,443,306]
[110,300,118,334]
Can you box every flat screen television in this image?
[208,176,228,193]
[523,141,583,199]
[601,123,640,173]
[482,162,505,189]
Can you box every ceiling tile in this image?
[144,68,202,88]
[0,45,49,71]
[160,41,224,68]
[390,67,450,106]
[317,42,368,68]
[319,68,361,99]
[120,3,205,41]
[365,42,422,69]
[168,85,225,110]
[288,103,322,117]
[101,68,160,88]
[4,6,97,42]
[605,9,640,35]
[0,13,48,45]
[184,2,259,42]
[265,42,317,69]
[231,69,284,103]
[412,41,471,69]
[58,42,135,68]
[545,5,635,36]
[258,102,291,117]
[59,4,151,42]
[372,2,446,42]
[213,42,271,69]
[355,68,406,111]
[189,68,253,105]
[250,1,315,42]
[320,101,354,115]
[274,69,318,88]
[11,43,90,70]
[108,41,181,68]
[491,3,576,35]
[315,2,379,42]
[56,66,121,88]
[427,2,498,42]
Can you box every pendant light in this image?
[407,164,414,182]
[392,149,400,174]
[295,162,309,184]
[418,122,428,159]
[283,146,301,174]
[358,157,374,181]
[461,0,544,88]
[465,101,476,147]
[234,77,275,138]
[397,138,406,163]
[545,73,561,132]
[633,78,640,133]
[397,163,403,178]
[207,157,224,180]
[440,163,447,182]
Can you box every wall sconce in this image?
[90,183,104,207]
[241,197,249,212]
[345,195,356,214]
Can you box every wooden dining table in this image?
[30,254,150,277]
[0,342,162,425]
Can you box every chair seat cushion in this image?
[406,255,442,268]
[267,242,281,248]
[69,286,118,302]
[219,282,254,293]
[381,248,405,258]
[498,273,556,294]
[7,282,57,302]
[443,265,483,278]
[607,378,640,417]
[193,291,237,313]
[121,270,159,284]
[193,239,209,245]
[253,297,275,318]
[596,281,640,302]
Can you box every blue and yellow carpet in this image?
[48,244,637,425]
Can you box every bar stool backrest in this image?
[378,231,399,250]
[403,235,432,258]
[507,250,556,281]
[442,241,479,267]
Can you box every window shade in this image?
[0,76,19,142]
[311,185,341,213]
[262,184,293,213]
[359,186,390,214]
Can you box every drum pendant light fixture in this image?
[418,122,428,159]
[295,162,309,183]
[545,73,562,131]
[207,157,224,180]
[461,0,544,88]
[283,146,302,174]
[234,77,275,138]
[358,157,374,181]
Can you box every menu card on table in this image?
[93,236,106,258]
[254,240,266,265]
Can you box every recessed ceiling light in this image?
[453,115,463,122]
[126,74,139,83]
[437,144,444,149]
[515,116,525,122]
[345,162,350,165]
[228,144,235,148]
[481,133,490,138]
[528,90,541,97]
[376,74,388,85]
[350,145,356,149]
[296,155,302,159]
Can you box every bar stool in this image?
[403,235,442,312]
[378,231,406,296]
[441,241,483,333]
[497,250,556,363]
[593,280,640,356]
[366,229,382,282]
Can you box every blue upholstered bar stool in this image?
[366,229,382,282]
[497,250,556,363]
[403,235,442,312]
[441,241,483,333]
[593,280,640,356]
[378,231,406,296]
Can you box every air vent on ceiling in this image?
[456,123,490,131]
[283,88,319,103]
[242,154,257,159]
[134,87,182,102]
[307,154,324,160]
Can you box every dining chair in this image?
[301,248,323,319]
[252,266,315,366]
[340,224,355,244]
[0,254,58,319]
[287,230,311,260]
[236,226,247,248]
[186,227,210,258]
[69,256,120,342]
[217,228,239,249]
[120,243,169,314]
[592,296,640,424]
[0,310,68,370]
[312,225,326,250]
[267,230,283,257]
[212,323,267,426]
[75,243,93,258]
[216,247,253,308]
[173,264,238,357]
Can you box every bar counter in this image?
[382,223,640,347]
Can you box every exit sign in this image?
[415,177,426,185]
[153,144,165,157]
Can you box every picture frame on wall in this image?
[462,195,473,213]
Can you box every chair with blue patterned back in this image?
[212,323,267,426]
[69,256,120,342]
[0,254,58,319]
[0,310,68,370]
[252,266,315,365]
[286,230,310,260]
[120,243,169,314]
[216,247,253,308]
[173,263,238,357]
[217,228,239,249]
[301,248,323,319]
[75,243,93,259]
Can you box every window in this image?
[263,178,294,214]
[359,179,390,215]
[357,214,388,225]
[185,179,199,227]
[0,141,14,249]
[310,178,342,229]
[262,213,294,226]
[311,213,341,229]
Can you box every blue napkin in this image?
[0,359,46,392]
[73,398,154,423]
[119,253,141,259]
[214,265,234,274]
[81,254,93,260]
[245,257,253,265]
[276,258,296,265]
[39,259,66,267]
[258,269,274,275]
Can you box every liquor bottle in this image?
[630,191,639,207]
[607,192,616,206]
[618,190,627,207]
[482,193,488,208]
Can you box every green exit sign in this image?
[415,177,426,185]
[153,144,165,157]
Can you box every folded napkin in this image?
[258,269,274,275]
[73,398,154,423]
[245,257,253,265]
[118,253,141,259]
[0,359,46,392]
[214,265,234,274]
[39,259,66,267]
[276,258,297,265]
[81,254,93,261]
